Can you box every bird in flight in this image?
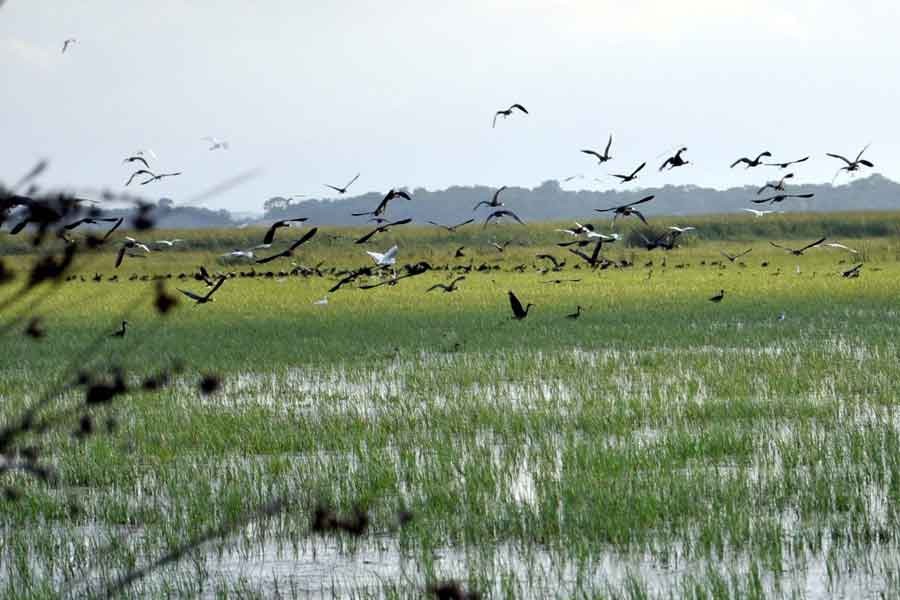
[507,290,534,320]
[473,186,507,211]
[751,193,814,205]
[769,237,827,256]
[611,162,646,183]
[324,173,360,195]
[63,217,122,231]
[720,248,752,263]
[581,135,613,164]
[826,145,874,173]
[765,156,809,169]
[659,147,689,171]
[492,103,528,128]
[178,277,226,305]
[730,151,772,168]
[427,276,465,293]
[355,218,412,244]
[122,155,150,169]
[568,239,609,268]
[115,237,151,268]
[203,137,229,151]
[62,38,77,53]
[351,188,411,217]
[824,242,858,254]
[255,228,318,264]
[742,208,781,218]
[757,173,795,195]
[366,245,398,267]
[483,209,525,227]
[595,195,654,225]
[427,219,474,232]
[263,217,309,244]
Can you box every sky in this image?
[1,1,898,213]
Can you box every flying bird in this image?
[114,237,151,268]
[355,218,412,244]
[178,276,226,304]
[473,186,507,211]
[366,245,398,267]
[581,135,613,164]
[594,195,654,225]
[63,217,121,231]
[659,147,689,171]
[427,276,465,293]
[730,151,771,168]
[152,239,184,248]
[765,156,809,169]
[263,217,309,244]
[427,219,474,232]
[507,290,533,320]
[122,155,150,168]
[351,188,411,217]
[568,239,609,268]
[751,193,814,205]
[824,242,858,254]
[842,264,863,278]
[203,137,229,151]
[720,248,752,263]
[61,38,76,53]
[125,170,155,186]
[611,162,646,183]
[492,103,528,128]
[483,209,524,227]
[742,208,781,218]
[324,173,360,195]
[757,173,795,195]
[826,146,874,173]
[769,237,827,256]
[255,227,318,264]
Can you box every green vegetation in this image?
[2,216,899,598]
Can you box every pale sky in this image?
[1,1,898,212]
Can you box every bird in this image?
[765,156,809,169]
[125,170,155,186]
[824,242,858,254]
[139,171,182,185]
[202,137,229,151]
[757,173,795,195]
[177,276,226,304]
[842,264,863,278]
[668,225,696,236]
[568,239,609,269]
[659,147,689,171]
[769,237,827,256]
[555,222,592,236]
[536,254,564,270]
[313,296,329,305]
[720,248,752,263]
[263,217,309,244]
[427,219,474,232]
[351,188,411,217]
[366,245,398,267]
[324,173,360,195]
[490,240,511,252]
[122,155,150,168]
[581,135,613,164]
[565,305,583,320]
[473,186,507,211]
[63,217,122,231]
[507,291,533,320]
[255,228,318,264]
[492,103,528,128]
[483,209,524,227]
[730,152,771,168]
[709,289,725,303]
[826,146,874,173]
[111,320,128,338]
[221,249,256,261]
[355,218,412,244]
[115,237,151,268]
[752,193,814,205]
[454,246,466,258]
[594,195,654,225]
[152,239,184,248]
[611,162,646,183]
[61,38,76,53]
[741,208,781,218]
[427,276,465,293]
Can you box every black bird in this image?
[730,152,771,168]
[351,188,411,217]
[473,186,507,211]
[826,146,874,173]
[568,239,609,269]
[124,170,155,186]
[595,195,654,225]
[769,237,827,256]
[139,171,182,185]
[256,228,318,263]
[63,217,121,231]
[720,248,752,263]
[111,320,128,338]
[483,209,524,227]
[454,246,466,258]
[263,217,309,244]
[757,173,794,195]
[328,267,373,293]
[751,193,814,205]
[565,305,583,320]
[102,217,124,241]
[536,254,564,270]
[611,162,646,183]
[427,276,465,293]
[637,231,675,251]
[581,134,613,164]
[355,218,412,244]
[659,147,689,171]
[324,173,360,194]
[492,103,528,128]
[765,156,809,169]
[122,155,150,168]
[177,276,226,304]
[427,218,474,232]
[507,290,533,320]
[842,263,863,278]
[709,289,725,303]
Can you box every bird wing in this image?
[324,184,344,193]
[287,227,318,251]
[114,245,127,268]
[177,288,204,301]
[499,210,524,224]
[791,156,810,166]
[355,228,380,244]
[255,251,287,264]
[788,193,815,199]
[628,195,655,208]
[452,218,474,229]
[659,158,672,171]
[511,104,528,113]
[103,217,123,241]
[262,224,279,245]
[826,153,853,166]
[757,183,772,195]
[859,159,875,167]
[427,221,445,228]
[751,197,774,204]
[799,237,827,252]
[386,218,413,228]
[63,218,87,230]
[630,162,646,177]
[631,209,649,225]
[855,144,870,162]
[492,112,500,128]
[491,186,507,205]
[604,134,613,156]
[344,173,360,188]
[769,241,790,252]
[426,283,445,292]
[755,151,772,161]
[204,277,226,299]
[581,150,602,160]
[720,251,736,261]
[508,291,525,317]
[472,200,490,211]
[383,245,398,261]
[730,158,749,168]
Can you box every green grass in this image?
[2,218,900,598]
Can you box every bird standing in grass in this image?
[111,320,128,338]
[709,289,725,303]
[508,290,533,320]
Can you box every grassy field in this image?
[2,214,900,598]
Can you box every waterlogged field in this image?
[3,218,900,598]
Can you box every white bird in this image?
[222,249,255,261]
[585,231,620,242]
[824,242,858,254]
[153,239,184,248]
[668,226,696,234]
[62,38,77,53]
[742,208,781,218]
[125,236,151,252]
[366,245,398,267]
[313,296,329,305]
[555,222,591,236]
[133,148,157,160]
[202,137,229,151]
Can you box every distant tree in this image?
[158,198,175,211]
[263,196,290,212]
